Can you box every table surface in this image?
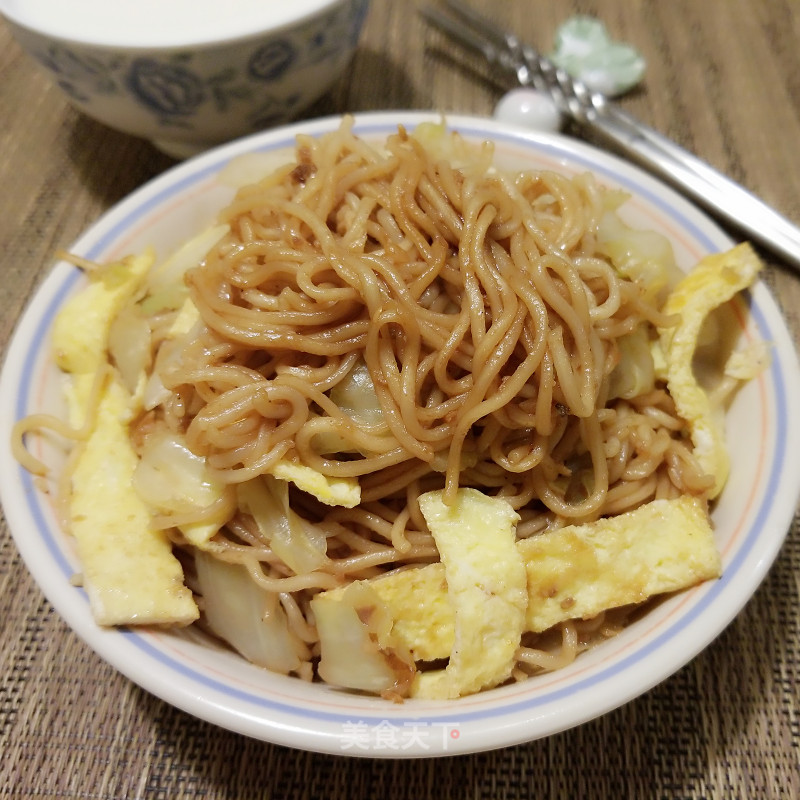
[1,1,799,797]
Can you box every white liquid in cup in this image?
[1,0,337,48]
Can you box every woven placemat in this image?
[1,1,799,796]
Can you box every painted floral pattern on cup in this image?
[25,0,368,137]
[248,40,297,82]
[127,59,206,116]
[37,45,120,101]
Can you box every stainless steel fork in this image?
[422,0,800,274]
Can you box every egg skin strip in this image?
[408,489,527,700]
[318,495,720,665]
[69,376,199,626]
[53,251,198,626]
[658,243,763,499]
[52,252,154,376]
[517,495,720,631]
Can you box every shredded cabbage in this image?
[412,120,494,174]
[597,210,682,302]
[329,359,386,428]
[108,304,151,395]
[313,580,415,695]
[140,223,229,315]
[312,359,391,455]
[132,430,235,545]
[195,550,308,674]
[237,476,329,574]
[607,325,656,400]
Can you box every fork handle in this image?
[590,106,800,271]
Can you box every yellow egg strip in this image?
[318,495,720,665]
[270,460,361,508]
[69,377,199,626]
[658,243,763,498]
[52,251,154,376]
[410,489,527,700]
[53,251,198,626]
[518,495,720,631]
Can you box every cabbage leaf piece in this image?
[195,551,308,674]
[133,430,236,547]
[311,581,415,697]
[238,476,330,575]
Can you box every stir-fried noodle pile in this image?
[21,120,734,691]
[152,122,711,677]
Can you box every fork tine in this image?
[421,3,534,91]
[422,2,562,98]
[422,3,600,117]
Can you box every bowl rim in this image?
[0,0,353,51]
[2,110,799,757]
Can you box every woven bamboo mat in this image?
[1,1,799,797]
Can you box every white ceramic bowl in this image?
[2,112,799,757]
[0,0,368,158]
